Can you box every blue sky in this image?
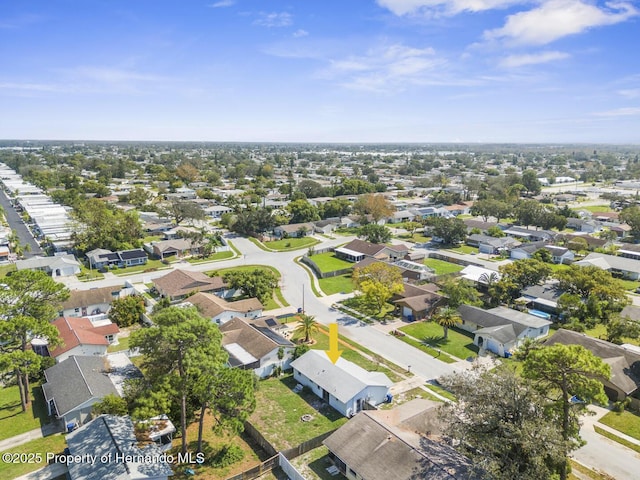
[1,0,639,143]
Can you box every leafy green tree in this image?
[424,217,466,245]
[470,199,512,223]
[193,362,256,453]
[620,205,640,239]
[514,199,543,228]
[319,198,351,219]
[605,314,640,344]
[223,268,278,305]
[92,394,129,416]
[287,199,320,223]
[358,223,391,244]
[126,186,152,208]
[353,262,404,313]
[521,170,542,195]
[432,306,461,339]
[109,295,145,327]
[129,306,228,454]
[523,344,611,480]
[486,225,505,237]
[71,198,143,253]
[404,221,422,238]
[532,248,553,263]
[0,270,69,411]
[297,179,326,198]
[294,314,319,343]
[440,368,565,480]
[352,194,393,222]
[439,278,481,309]
[166,200,206,226]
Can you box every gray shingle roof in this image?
[323,411,481,480]
[458,305,551,337]
[66,415,173,480]
[290,350,391,404]
[42,356,119,417]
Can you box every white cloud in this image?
[377,0,522,16]
[208,0,235,7]
[618,89,640,99]
[593,107,640,117]
[322,43,447,92]
[0,82,64,92]
[254,12,293,28]
[70,66,165,84]
[293,29,309,38]
[485,0,639,46]
[499,50,570,68]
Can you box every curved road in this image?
[58,234,458,381]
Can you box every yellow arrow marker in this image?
[325,323,343,364]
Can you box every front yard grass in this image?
[112,258,169,276]
[399,321,478,361]
[395,335,457,364]
[185,250,234,263]
[0,384,51,441]
[0,434,66,478]
[294,327,403,382]
[341,296,395,322]
[308,252,353,273]
[599,410,640,441]
[249,375,348,451]
[319,274,354,295]
[593,425,640,454]
[263,237,320,251]
[0,263,17,278]
[446,245,479,255]
[424,383,457,402]
[423,258,464,275]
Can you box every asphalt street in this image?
[0,188,42,257]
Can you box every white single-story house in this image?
[458,305,552,357]
[575,252,640,280]
[15,254,81,277]
[291,350,392,417]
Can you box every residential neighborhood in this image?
[3,142,640,480]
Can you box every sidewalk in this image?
[0,421,63,452]
[14,462,68,480]
[583,404,640,447]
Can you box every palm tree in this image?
[433,307,461,340]
[478,271,499,289]
[295,314,319,344]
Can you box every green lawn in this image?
[341,296,395,321]
[599,410,640,440]
[107,336,130,353]
[423,258,464,275]
[112,258,169,276]
[249,375,348,451]
[76,266,105,281]
[185,250,234,263]
[577,205,613,213]
[319,274,354,295]
[292,446,347,480]
[424,383,457,401]
[0,385,51,441]
[294,327,403,382]
[581,323,640,347]
[446,245,479,255]
[399,321,478,360]
[0,434,67,478]
[308,252,353,273]
[395,335,457,364]
[547,263,571,273]
[264,237,320,251]
[0,263,16,278]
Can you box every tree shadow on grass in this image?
[422,335,449,347]
[309,454,347,480]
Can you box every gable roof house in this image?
[457,305,552,357]
[273,222,316,238]
[291,350,392,417]
[152,269,228,302]
[219,317,294,378]
[149,238,202,260]
[66,415,173,480]
[502,226,557,243]
[509,242,574,264]
[466,233,520,255]
[566,217,602,233]
[314,218,340,235]
[519,282,565,317]
[393,282,445,321]
[86,248,148,269]
[575,252,640,280]
[617,243,640,261]
[15,254,81,277]
[42,316,120,363]
[334,239,409,263]
[394,259,435,282]
[545,329,640,403]
[185,292,263,325]
[323,400,481,480]
[60,284,135,319]
[42,354,142,428]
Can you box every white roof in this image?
[225,343,258,365]
[460,265,501,283]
